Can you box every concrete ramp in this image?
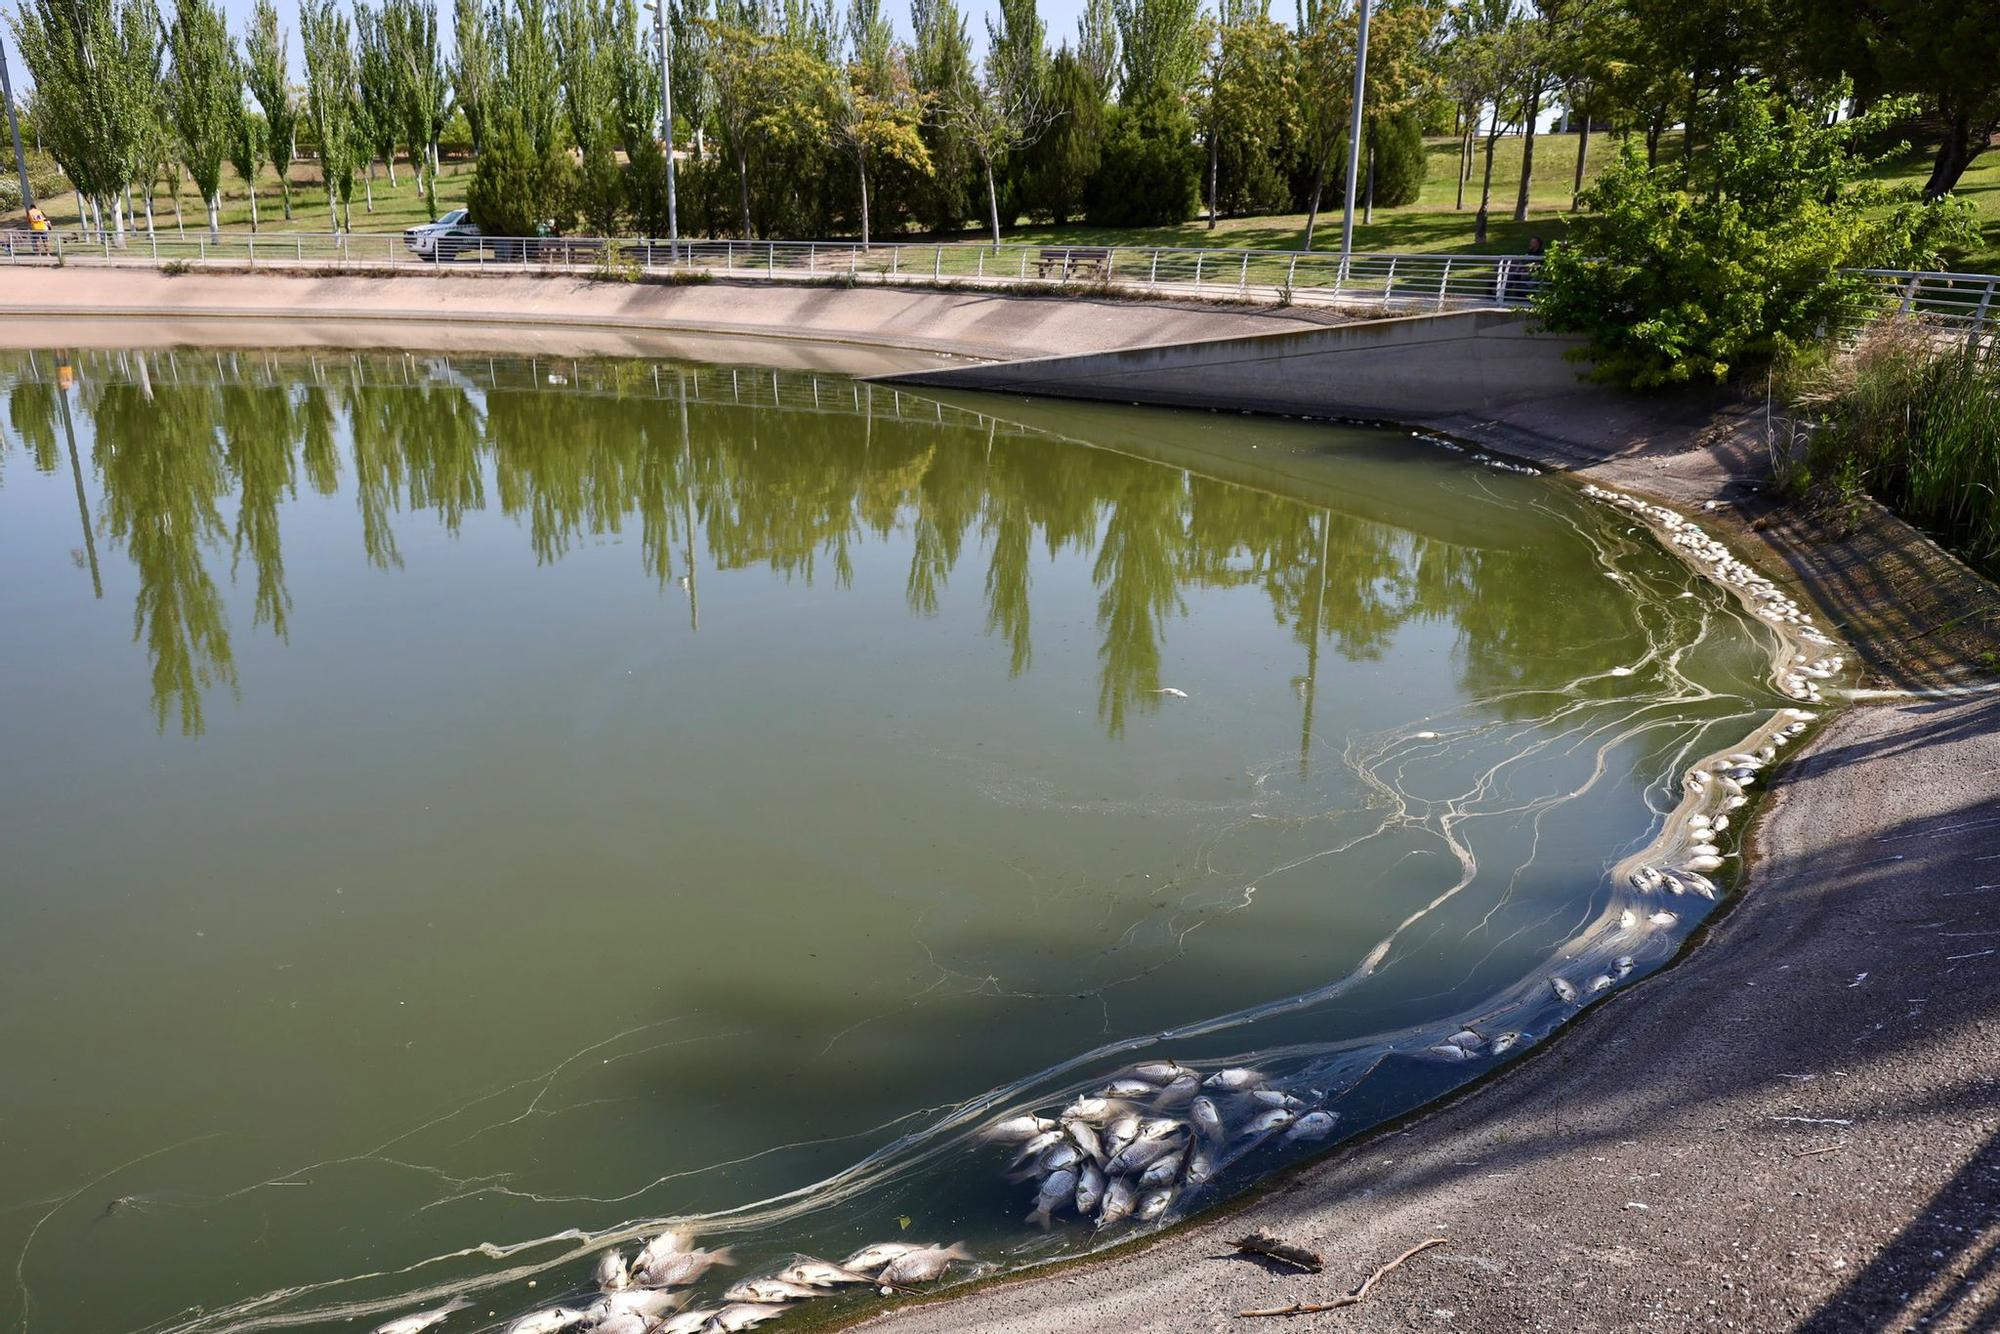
[877,308,1637,453]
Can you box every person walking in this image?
[25,201,48,254]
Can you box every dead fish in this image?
[877,1243,973,1287]
[1129,1060,1188,1083]
[1074,1162,1107,1214]
[841,1242,924,1274]
[632,1229,694,1276]
[1137,1117,1184,1141]
[656,1312,719,1334]
[373,1297,471,1334]
[1028,1168,1079,1228]
[721,1279,820,1304]
[1153,687,1189,698]
[586,1290,687,1323]
[1282,1111,1338,1143]
[1190,1096,1226,1143]
[1587,973,1614,993]
[774,1261,869,1289]
[1650,910,1679,927]
[1060,1097,1126,1124]
[1249,1089,1308,1110]
[1098,1078,1159,1098]
[701,1303,789,1332]
[505,1308,588,1334]
[1064,1119,1105,1163]
[1490,1031,1524,1055]
[1185,1140,1221,1185]
[592,1317,651,1334]
[1008,1129,1065,1167]
[1102,1115,1141,1159]
[1108,1132,1184,1175]
[1551,977,1578,1003]
[1615,954,1636,976]
[1427,1043,1474,1061]
[597,1250,631,1292]
[1203,1067,1264,1091]
[986,1115,1058,1142]
[635,1247,736,1289]
[1447,1029,1486,1051]
[1138,1147,1186,1187]
[1239,1108,1295,1138]
[1135,1189,1174,1221]
[1038,1140,1081,1174]
[1619,908,1637,930]
[1097,1176,1138,1226]
[1153,1072,1201,1107]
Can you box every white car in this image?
[403,209,480,260]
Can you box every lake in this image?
[0,347,1786,1333]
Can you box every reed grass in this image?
[1782,321,2000,576]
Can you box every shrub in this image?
[466,114,581,237]
[1086,96,1199,228]
[1534,80,1976,390]
[1366,110,1425,209]
[576,140,625,235]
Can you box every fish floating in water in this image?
[505,1307,588,1334]
[1152,687,1189,698]
[372,1296,471,1334]
[635,1247,737,1289]
[877,1243,974,1289]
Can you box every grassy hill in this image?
[8,130,1997,271]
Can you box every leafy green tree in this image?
[500,0,564,155]
[301,0,360,229]
[1365,106,1424,207]
[1536,82,1978,389]
[466,108,576,231]
[576,134,623,230]
[1019,44,1102,224]
[11,0,160,238]
[830,0,930,246]
[607,0,661,159]
[164,0,237,238]
[555,0,615,153]
[1085,93,1197,225]
[356,3,402,206]
[388,0,454,218]
[1115,0,1199,102]
[910,0,976,231]
[1197,0,1294,227]
[1074,0,1117,97]
[244,0,299,218]
[451,0,498,155]
[226,101,268,229]
[625,130,672,232]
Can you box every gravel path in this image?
[861,690,2000,1332]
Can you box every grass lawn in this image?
[8,129,1998,271]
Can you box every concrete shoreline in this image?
[21,272,2000,1331]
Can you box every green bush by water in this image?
[1785,322,2000,576]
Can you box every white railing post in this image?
[1193,251,1203,289]
[808,242,816,273]
[977,248,985,278]
[1383,256,1398,303]
[1149,249,1160,287]
[934,246,941,280]
[1019,248,1028,279]
[1237,251,1249,294]
[1436,258,1452,311]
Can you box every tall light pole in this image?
[0,32,32,215]
[1337,0,1371,260]
[650,0,679,254]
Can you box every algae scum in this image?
[0,349,1805,1332]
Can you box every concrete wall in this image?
[878,308,1655,458]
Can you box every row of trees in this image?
[13,0,1997,247]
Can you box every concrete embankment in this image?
[8,268,1346,365]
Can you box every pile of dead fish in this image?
[1579,485,1843,701]
[375,1230,976,1334]
[989,1061,1340,1232]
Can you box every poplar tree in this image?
[244,0,300,218]
[1074,0,1118,97]
[1114,0,1200,101]
[388,0,454,218]
[554,0,614,153]
[500,0,563,156]
[451,0,498,156]
[227,100,268,230]
[165,0,237,239]
[11,0,160,239]
[829,0,929,246]
[356,3,402,204]
[301,0,360,228]
[607,0,661,159]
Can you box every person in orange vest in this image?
[25,202,48,254]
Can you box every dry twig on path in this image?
[1237,1236,1447,1318]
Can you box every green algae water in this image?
[0,348,1790,1333]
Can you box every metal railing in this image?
[8,228,1996,347]
[0,228,1545,313]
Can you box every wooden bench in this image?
[1036,247,1112,281]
